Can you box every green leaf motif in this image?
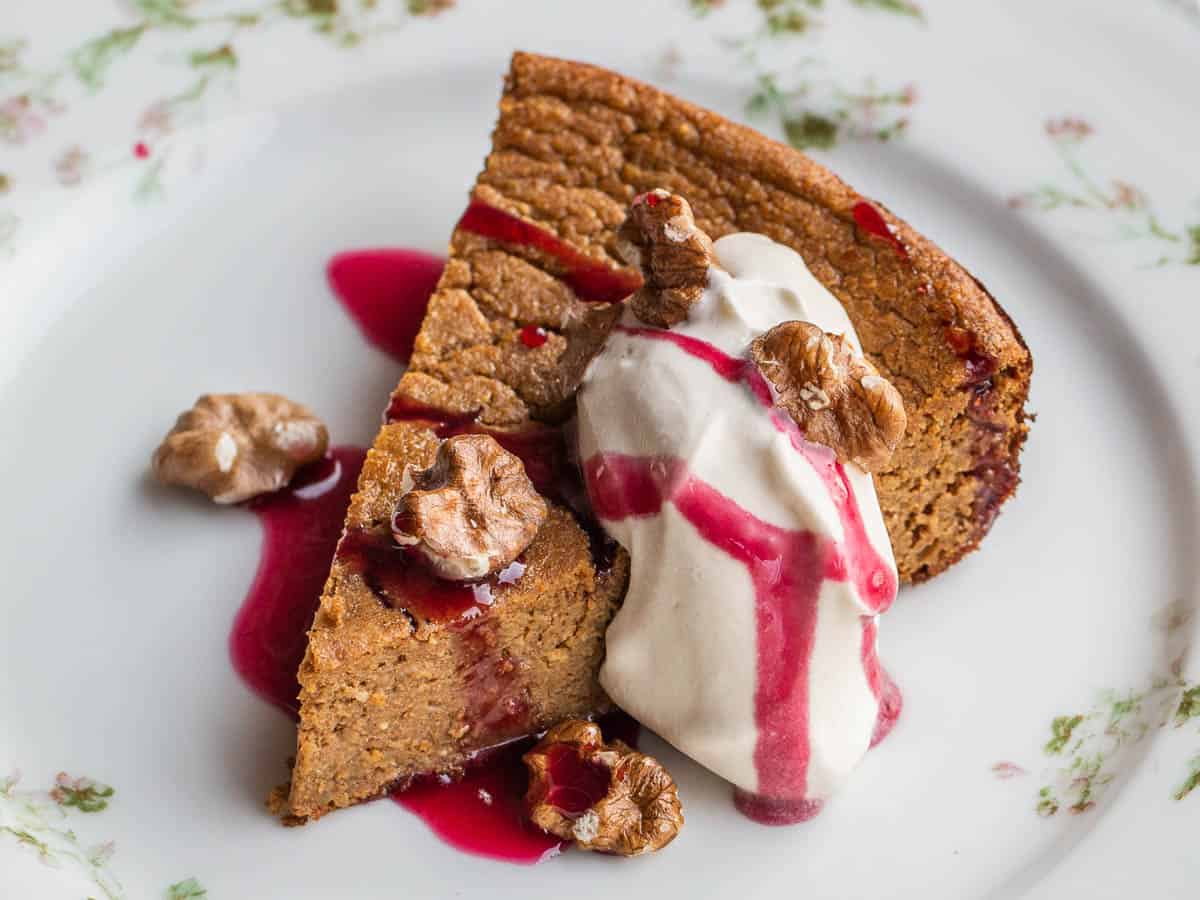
[1175,756,1200,802]
[69,26,145,90]
[1184,224,1200,266]
[1,826,51,858]
[189,45,238,70]
[407,0,455,14]
[1177,685,1200,724]
[131,0,198,28]
[167,877,208,898]
[0,38,28,73]
[783,112,839,149]
[293,0,339,13]
[1044,714,1084,755]
[766,10,812,33]
[1,773,125,897]
[1035,786,1059,817]
[51,774,115,813]
[849,0,925,20]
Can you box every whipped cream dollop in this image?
[575,232,900,820]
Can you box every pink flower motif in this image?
[1045,116,1093,142]
[1109,180,1146,211]
[54,145,88,186]
[0,95,47,144]
[900,83,918,106]
[89,840,116,863]
[133,141,151,160]
[139,99,172,138]
[991,761,1027,779]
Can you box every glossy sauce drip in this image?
[384,396,618,575]
[337,527,526,624]
[457,200,642,304]
[519,325,549,348]
[543,744,613,814]
[231,447,367,717]
[945,325,999,387]
[228,247,612,864]
[613,325,896,610]
[327,249,445,363]
[392,742,563,864]
[384,397,568,499]
[852,201,909,260]
[943,327,1017,530]
[586,325,901,824]
[392,710,640,865]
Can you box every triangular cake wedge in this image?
[282,52,1031,821]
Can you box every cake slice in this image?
[281,52,1030,821]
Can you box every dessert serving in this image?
[155,51,1030,859]
[582,191,906,825]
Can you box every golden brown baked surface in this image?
[285,421,627,821]
[282,52,1030,821]
[401,51,1031,581]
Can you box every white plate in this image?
[2,1,1198,897]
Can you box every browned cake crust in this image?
[286,422,627,820]
[400,52,1030,581]
[284,52,1030,821]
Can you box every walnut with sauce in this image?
[523,719,683,857]
[391,434,547,581]
[152,393,328,504]
[751,321,907,472]
[615,189,715,328]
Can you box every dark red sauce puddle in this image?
[327,248,444,362]
[230,247,636,864]
[394,741,563,863]
[230,447,367,717]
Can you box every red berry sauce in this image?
[231,447,367,717]
[228,246,636,863]
[327,248,444,363]
[457,200,641,304]
[520,324,549,348]
[852,200,908,259]
[584,326,901,824]
[393,741,564,864]
[393,709,638,864]
[542,744,614,814]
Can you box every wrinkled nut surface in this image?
[391,434,547,581]
[152,393,328,504]
[752,321,907,472]
[615,189,715,328]
[524,719,683,857]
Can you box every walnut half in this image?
[524,720,683,857]
[391,434,547,581]
[615,189,715,328]
[751,321,907,472]
[152,393,328,504]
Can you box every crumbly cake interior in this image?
[285,422,626,820]
[281,52,1030,822]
